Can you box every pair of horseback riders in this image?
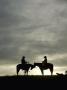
[21,56,47,66]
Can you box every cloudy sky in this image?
[0,0,67,75]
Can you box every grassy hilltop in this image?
[0,75,67,81]
[0,75,67,88]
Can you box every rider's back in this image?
[21,56,27,65]
[42,56,47,66]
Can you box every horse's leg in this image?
[50,67,53,76]
[16,66,20,76]
[24,70,28,75]
[41,69,44,75]
[42,71,44,75]
[24,70,27,75]
[26,69,29,75]
[51,68,53,75]
[27,70,28,75]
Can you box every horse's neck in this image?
[35,63,41,64]
[34,63,42,66]
[46,62,52,65]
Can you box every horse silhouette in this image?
[33,63,53,75]
[16,64,34,75]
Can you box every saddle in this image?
[42,63,47,67]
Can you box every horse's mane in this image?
[47,63,53,65]
[34,62,53,65]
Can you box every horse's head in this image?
[30,64,35,70]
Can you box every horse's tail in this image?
[51,64,53,75]
[16,65,19,76]
[49,63,53,75]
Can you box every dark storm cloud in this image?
[0,0,67,69]
[56,0,67,3]
[52,58,67,67]
[0,0,31,63]
[0,0,30,28]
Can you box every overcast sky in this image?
[0,0,67,75]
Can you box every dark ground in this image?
[0,74,67,81]
[0,75,67,88]
[0,75,67,81]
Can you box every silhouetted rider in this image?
[42,56,47,66]
[21,56,27,65]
